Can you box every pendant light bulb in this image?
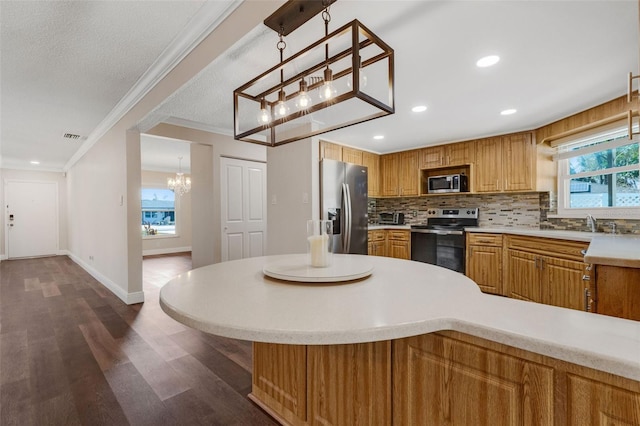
[257,99,271,125]
[274,90,289,118]
[295,79,313,110]
[318,68,337,101]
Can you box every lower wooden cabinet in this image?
[466,233,503,295]
[367,230,386,256]
[504,236,589,311]
[368,229,410,259]
[386,230,410,260]
[594,265,640,321]
[252,332,640,426]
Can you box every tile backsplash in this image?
[370,192,640,234]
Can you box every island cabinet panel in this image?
[393,333,554,425]
[594,265,640,321]
[566,374,640,425]
[252,343,307,425]
[307,341,391,426]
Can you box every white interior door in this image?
[5,180,58,259]
[220,158,267,261]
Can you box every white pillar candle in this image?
[308,234,329,267]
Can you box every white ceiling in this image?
[1,1,638,173]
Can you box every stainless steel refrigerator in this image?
[320,159,368,254]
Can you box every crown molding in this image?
[64,0,244,171]
[162,116,234,137]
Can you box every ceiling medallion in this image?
[233,0,395,147]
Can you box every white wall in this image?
[141,170,192,256]
[0,168,68,259]
[267,137,320,255]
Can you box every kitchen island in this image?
[160,254,640,425]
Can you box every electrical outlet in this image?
[302,192,309,204]
[413,210,418,217]
[271,195,277,205]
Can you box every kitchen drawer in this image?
[506,235,588,262]
[467,233,503,247]
[369,230,386,242]
[387,230,410,241]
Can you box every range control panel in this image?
[425,208,479,219]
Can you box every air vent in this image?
[63,133,82,140]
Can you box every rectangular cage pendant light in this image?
[233,15,394,147]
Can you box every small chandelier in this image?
[234,0,394,147]
[167,156,191,196]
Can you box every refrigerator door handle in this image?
[342,183,352,253]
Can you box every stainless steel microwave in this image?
[427,174,469,193]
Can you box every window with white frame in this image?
[556,123,639,218]
[141,188,178,237]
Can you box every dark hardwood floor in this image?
[0,253,277,425]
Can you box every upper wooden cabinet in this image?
[381,151,419,197]
[475,133,536,192]
[342,147,363,165]
[420,141,475,169]
[320,141,342,161]
[362,151,380,198]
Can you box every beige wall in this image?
[267,137,320,255]
[62,1,283,304]
[146,124,266,266]
[0,168,68,259]
[141,170,192,255]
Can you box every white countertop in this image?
[160,254,640,381]
[368,224,411,230]
[584,234,640,268]
[465,226,597,242]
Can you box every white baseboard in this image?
[143,246,192,257]
[0,254,7,261]
[67,253,145,305]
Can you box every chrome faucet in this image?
[586,214,597,233]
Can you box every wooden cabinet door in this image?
[387,239,410,260]
[446,141,474,166]
[506,249,541,302]
[467,245,502,295]
[595,265,640,321]
[420,146,444,169]
[362,151,380,197]
[393,333,554,426]
[308,342,391,426]
[503,133,535,191]
[342,147,363,165]
[320,141,342,161]
[566,374,640,425]
[541,256,586,311]
[380,153,399,196]
[474,137,503,192]
[252,343,307,425]
[371,240,386,256]
[398,150,419,196]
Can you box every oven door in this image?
[411,229,465,273]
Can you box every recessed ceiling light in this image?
[30,161,40,165]
[373,135,384,140]
[476,55,500,68]
[411,105,427,113]
[500,109,517,115]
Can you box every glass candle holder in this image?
[307,219,333,267]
